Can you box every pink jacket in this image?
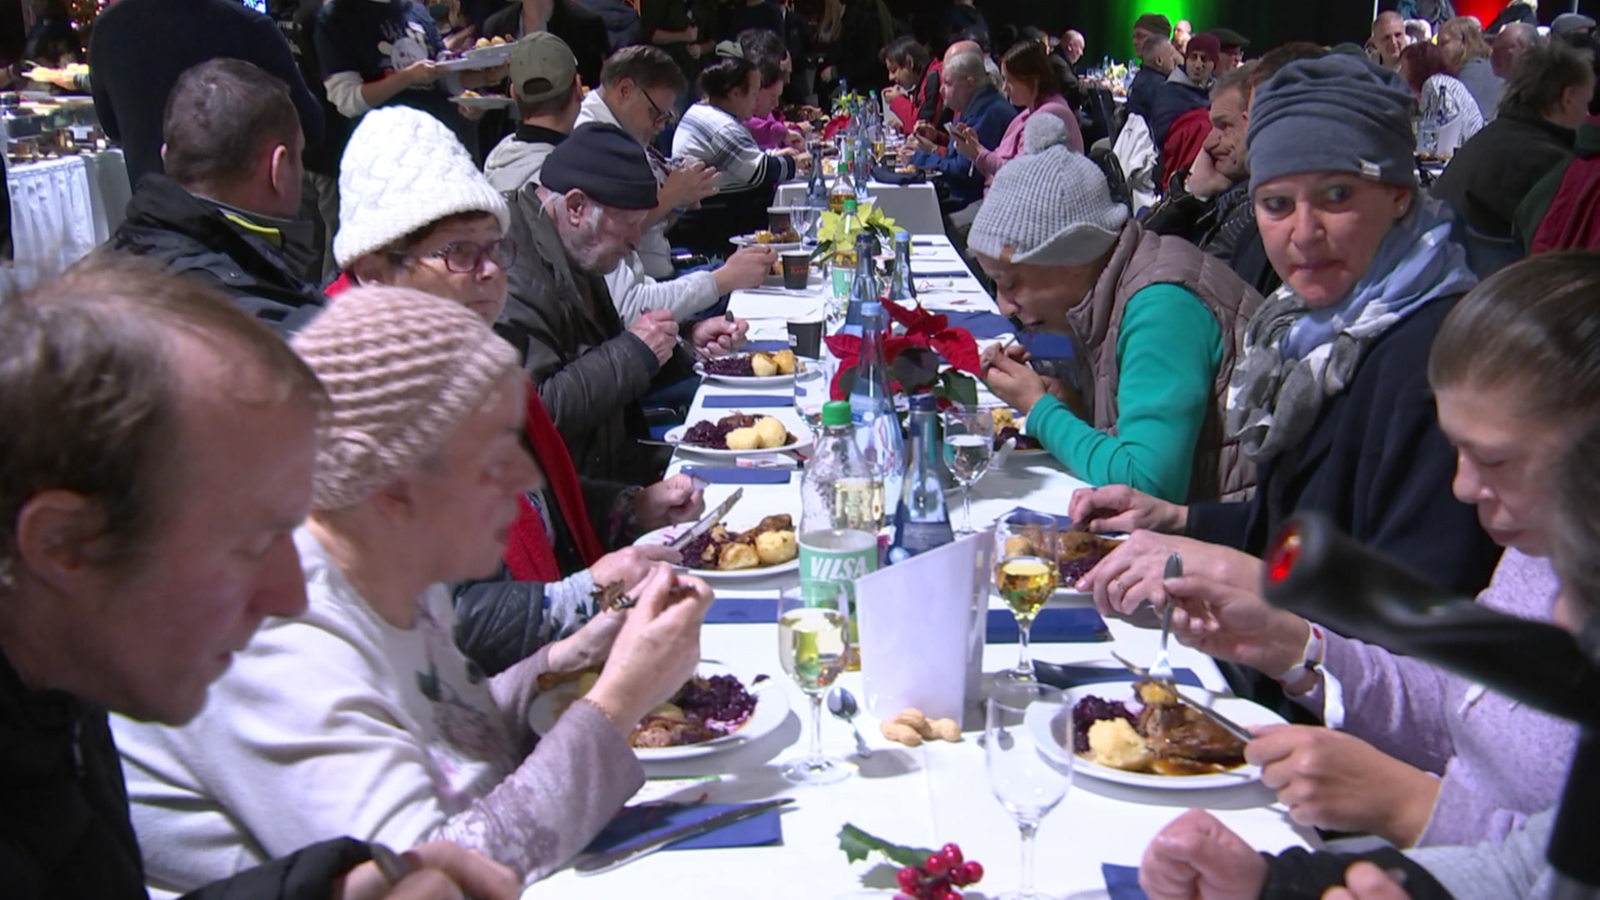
[973,94,1082,186]
[745,113,794,150]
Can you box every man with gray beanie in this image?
[969,114,1260,505]
[499,122,748,484]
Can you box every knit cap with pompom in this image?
[968,114,1129,267]
[333,106,511,268]
[290,285,521,511]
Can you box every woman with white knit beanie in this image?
[114,285,715,893]
[333,104,704,679]
[972,113,1262,506]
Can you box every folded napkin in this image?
[1002,506,1075,531]
[682,467,793,485]
[1032,661,1203,689]
[1102,863,1149,900]
[743,339,791,352]
[706,596,780,623]
[943,311,1015,339]
[702,394,793,408]
[911,268,972,278]
[986,607,1109,643]
[582,802,784,857]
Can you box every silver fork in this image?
[1148,552,1183,685]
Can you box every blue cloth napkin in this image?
[1019,331,1076,361]
[986,607,1109,643]
[702,394,793,408]
[706,596,780,623]
[912,268,972,278]
[682,467,793,485]
[943,310,1015,339]
[743,340,790,352]
[1002,505,1076,530]
[1103,863,1149,899]
[583,802,784,856]
[1033,661,1204,689]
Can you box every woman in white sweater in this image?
[113,286,714,896]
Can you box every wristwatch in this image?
[1276,623,1325,693]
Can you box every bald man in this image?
[944,38,1002,91]
[1372,11,1408,69]
[1491,22,1539,78]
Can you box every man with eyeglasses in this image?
[99,58,326,336]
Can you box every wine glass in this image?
[992,511,1060,683]
[792,205,819,249]
[942,406,995,535]
[793,357,831,434]
[986,682,1071,900]
[778,583,854,784]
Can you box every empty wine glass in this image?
[942,406,995,534]
[793,357,832,434]
[792,205,819,249]
[778,583,853,785]
[992,511,1060,683]
[986,682,1071,900]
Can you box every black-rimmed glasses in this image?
[416,238,517,274]
[642,89,677,128]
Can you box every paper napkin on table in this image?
[681,467,793,485]
[1032,661,1203,689]
[582,802,783,856]
[985,607,1109,643]
[705,596,780,623]
[1102,863,1150,899]
[701,394,793,408]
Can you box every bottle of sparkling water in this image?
[886,393,954,563]
[831,197,861,299]
[800,401,882,665]
[850,300,905,524]
[830,144,856,215]
[805,139,828,209]
[887,229,916,305]
[840,232,877,337]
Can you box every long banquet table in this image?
[532,234,1311,898]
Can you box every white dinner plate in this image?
[695,354,807,386]
[450,94,514,109]
[635,523,801,581]
[529,662,790,761]
[1027,684,1285,790]
[731,234,803,251]
[664,422,812,458]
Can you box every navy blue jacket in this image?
[1149,74,1210,154]
[1126,65,1167,124]
[912,85,1016,210]
[1187,295,1503,597]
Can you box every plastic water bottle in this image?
[849,301,905,524]
[799,400,882,665]
[886,393,954,563]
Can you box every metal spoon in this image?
[826,687,873,758]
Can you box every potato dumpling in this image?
[750,352,779,377]
[771,349,798,374]
[725,427,761,450]
[576,671,601,695]
[475,37,491,47]
[1087,718,1153,771]
[754,416,788,448]
[992,408,1016,430]
[755,529,798,565]
[718,542,760,569]
[1003,535,1036,558]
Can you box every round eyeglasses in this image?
[416,238,517,274]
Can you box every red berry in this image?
[898,867,921,892]
[961,861,984,884]
[945,890,963,900]
[941,842,964,866]
[926,854,948,876]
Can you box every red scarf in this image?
[323,273,602,581]
[507,385,606,581]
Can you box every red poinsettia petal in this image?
[930,327,983,375]
[824,333,862,363]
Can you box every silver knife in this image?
[1108,651,1256,743]
[668,488,743,552]
[573,797,794,875]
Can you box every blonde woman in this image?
[1438,16,1501,121]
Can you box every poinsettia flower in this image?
[823,300,982,399]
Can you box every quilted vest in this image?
[1064,221,1263,502]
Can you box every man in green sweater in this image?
[968,114,1261,504]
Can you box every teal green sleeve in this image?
[1025,284,1223,502]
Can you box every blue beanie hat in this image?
[540,123,659,210]
[1246,54,1418,194]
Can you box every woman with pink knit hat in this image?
[114,285,716,893]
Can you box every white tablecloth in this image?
[532,236,1309,898]
[4,149,131,297]
[777,180,945,236]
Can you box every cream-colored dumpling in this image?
[755,529,798,565]
[772,349,797,375]
[1086,718,1153,771]
[718,542,761,569]
[754,416,788,448]
[750,353,779,377]
[725,427,761,450]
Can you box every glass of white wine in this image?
[778,582,854,784]
[992,510,1060,682]
[986,681,1071,900]
[942,406,995,534]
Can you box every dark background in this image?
[968,0,1599,61]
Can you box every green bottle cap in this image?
[843,198,858,213]
[821,400,852,426]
